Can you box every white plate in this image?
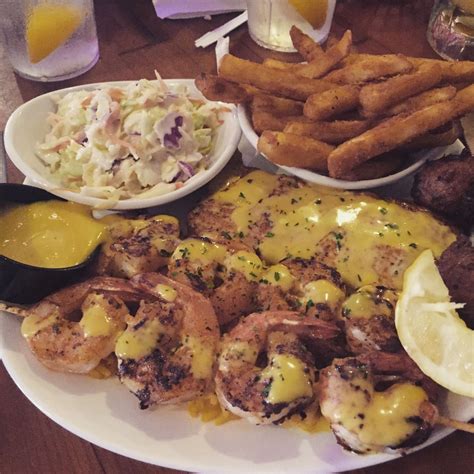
[4,80,241,210]
[1,312,473,473]
[237,104,461,190]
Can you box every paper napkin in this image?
[153,0,246,19]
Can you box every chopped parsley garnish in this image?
[179,247,190,258]
[265,232,275,238]
[342,307,352,317]
[379,207,388,215]
[221,231,232,240]
[333,232,344,250]
[385,223,398,230]
[274,272,281,281]
[409,243,418,249]
[262,381,272,398]
[239,192,246,199]
[306,299,315,310]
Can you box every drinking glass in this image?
[246,0,336,52]
[427,0,474,60]
[0,0,99,81]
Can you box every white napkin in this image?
[153,0,246,19]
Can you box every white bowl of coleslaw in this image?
[5,78,241,210]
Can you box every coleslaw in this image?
[36,75,224,201]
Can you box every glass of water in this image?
[246,0,336,52]
[428,0,474,60]
[0,0,99,82]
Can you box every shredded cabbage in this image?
[36,75,223,201]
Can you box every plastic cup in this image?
[428,0,474,60]
[246,0,336,52]
[0,0,99,82]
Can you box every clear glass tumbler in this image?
[427,0,474,60]
[0,0,99,81]
[246,0,336,52]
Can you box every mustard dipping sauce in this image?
[0,200,106,268]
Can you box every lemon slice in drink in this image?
[395,249,474,398]
[289,0,328,29]
[26,4,83,64]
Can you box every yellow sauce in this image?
[103,214,178,240]
[155,284,177,302]
[342,285,398,319]
[115,317,173,360]
[327,379,429,448]
[21,311,59,339]
[225,251,263,281]
[172,239,227,264]
[261,354,313,404]
[261,264,295,291]
[79,293,123,338]
[214,171,456,289]
[188,394,330,432]
[219,341,259,372]
[0,200,106,268]
[182,335,214,379]
[302,280,345,310]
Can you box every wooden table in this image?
[1,1,473,472]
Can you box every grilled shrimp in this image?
[215,311,343,424]
[256,257,347,321]
[319,352,439,454]
[116,273,220,409]
[20,277,145,373]
[168,238,261,325]
[96,215,180,278]
[341,285,400,354]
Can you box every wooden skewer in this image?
[0,302,29,317]
[436,414,474,434]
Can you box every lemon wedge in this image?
[395,249,474,398]
[26,4,83,64]
[289,0,328,29]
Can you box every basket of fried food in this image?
[195,26,474,187]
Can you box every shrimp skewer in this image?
[215,311,343,424]
[15,277,146,374]
[116,273,220,409]
[319,352,473,454]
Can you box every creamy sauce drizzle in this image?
[329,379,429,447]
[79,294,116,338]
[182,335,214,379]
[213,171,456,289]
[342,285,398,319]
[302,279,345,310]
[261,354,313,404]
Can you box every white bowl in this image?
[4,80,241,210]
[237,104,462,190]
